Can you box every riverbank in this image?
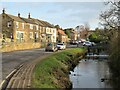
[32,48,87,88]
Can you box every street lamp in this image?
[75,25,80,41]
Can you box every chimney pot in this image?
[28,13,31,19]
[2,8,5,14]
[18,13,20,17]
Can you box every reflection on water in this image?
[70,59,112,88]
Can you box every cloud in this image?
[47,10,59,13]
[55,2,104,11]
[1,2,106,29]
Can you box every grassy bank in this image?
[32,48,86,88]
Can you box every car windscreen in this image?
[47,43,52,46]
[85,42,90,44]
[57,44,64,45]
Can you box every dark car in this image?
[70,40,78,45]
[45,43,58,52]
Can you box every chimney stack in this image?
[18,13,20,17]
[28,13,31,19]
[2,8,5,14]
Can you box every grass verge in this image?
[32,47,87,88]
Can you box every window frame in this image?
[30,24,33,29]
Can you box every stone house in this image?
[39,20,56,43]
[0,9,56,45]
[70,29,78,41]
[57,29,67,43]
[1,10,40,43]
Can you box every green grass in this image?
[32,48,86,88]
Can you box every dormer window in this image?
[7,21,12,27]
[30,24,33,29]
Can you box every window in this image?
[30,32,33,39]
[39,26,42,30]
[35,32,39,38]
[22,23,24,29]
[47,29,49,32]
[7,21,12,27]
[36,25,39,30]
[53,36,55,39]
[16,22,19,28]
[30,24,33,29]
[16,31,24,39]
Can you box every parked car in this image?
[80,39,86,43]
[91,42,96,46]
[45,43,58,52]
[83,41,92,46]
[57,43,66,50]
[70,40,78,45]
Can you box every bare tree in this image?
[100,1,120,87]
[84,22,90,31]
[99,1,120,40]
[100,1,120,28]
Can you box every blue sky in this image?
[1,2,106,29]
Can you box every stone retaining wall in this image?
[0,42,41,52]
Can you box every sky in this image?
[0,2,107,30]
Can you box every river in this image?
[69,59,112,88]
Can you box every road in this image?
[2,48,53,80]
[0,44,83,88]
[2,44,83,80]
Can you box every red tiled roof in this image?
[58,29,66,36]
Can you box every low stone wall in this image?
[0,42,41,52]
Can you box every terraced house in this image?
[0,9,56,51]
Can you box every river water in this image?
[69,59,112,88]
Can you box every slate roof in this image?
[2,13,55,28]
[38,20,54,28]
[31,18,45,27]
[20,17,37,24]
[7,14,25,22]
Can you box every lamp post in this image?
[75,26,80,47]
[75,26,80,41]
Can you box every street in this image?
[2,44,78,80]
[2,48,53,80]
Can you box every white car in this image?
[83,41,92,46]
[57,43,66,50]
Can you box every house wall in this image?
[52,28,56,43]
[46,27,56,43]
[12,21,41,43]
[2,14,14,42]
[70,32,77,41]
[61,35,67,43]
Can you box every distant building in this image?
[70,29,77,41]
[57,29,67,43]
